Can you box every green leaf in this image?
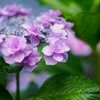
[90,0,100,11]
[40,0,99,12]
[59,0,95,11]
[0,74,7,86]
[34,53,83,76]
[39,0,82,17]
[0,83,13,100]
[67,11,100,49]
[0,57,9,67]
[0,65,23,74]
[28,74,100,100]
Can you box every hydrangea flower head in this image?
[22,50,42,72]
[46,23,68,42]
[1,35,26,56]
[0,6,73,71]
[42,40,70,65]
[22,22,44,37]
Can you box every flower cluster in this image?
[0,3,31,22]
[0,4,73,72]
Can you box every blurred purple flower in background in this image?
[6,72,50,92]
[3,3,31,17]
[64,32,92,56]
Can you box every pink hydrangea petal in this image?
[53,53,63,62]
[49,9,62,17]
[62,45,70,52]
[21,24,30,29]
[24,30,30,36]
[28,58,36,65]
[4,56,15,64]
[31,35,39,47]
[18,36,26,50]
[0,38,3,43]
[1,45,12,56]
[28,50,42,65]
[50,40,70,53]
[42,46,53,56]
[15,62,23,66]
[65,22,74,28]
[5,36,14,46]
[32,50,42,57]
[24,63,38,72]
[0,16,4,22]
[11,38,21,51]
[37,32,45,38]
[62,53,68,62]
[23,44,33,56]
[44,55,57,65]
[57,41,70,53]
[12,51,25,63]
[34,26,41,32]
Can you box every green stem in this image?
[94,50,100,87]
[16,72,20,100]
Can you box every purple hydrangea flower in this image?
[15,49,42,72]
[0,8,73,72]
[22,22,45,46]
[3,3,31,17]
[17,7,32,17]
[35,9,73,29]
[0,35,33,64]
[3,3,21,17]
[46,23,68,42]
[1,35,26,56]
[22,50,42,72]
[42,40,70,65]
[22,22,44,37]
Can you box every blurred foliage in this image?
[10,82,38,100]
[28,73,100,100]
[34,52,84,76]
[0,83,13,100]
[0,57,9,67]
[0,65,23,74]
[0,74,7,86]
[39,0,100,18]
[67,11,100,49]
[0,57,23,74]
